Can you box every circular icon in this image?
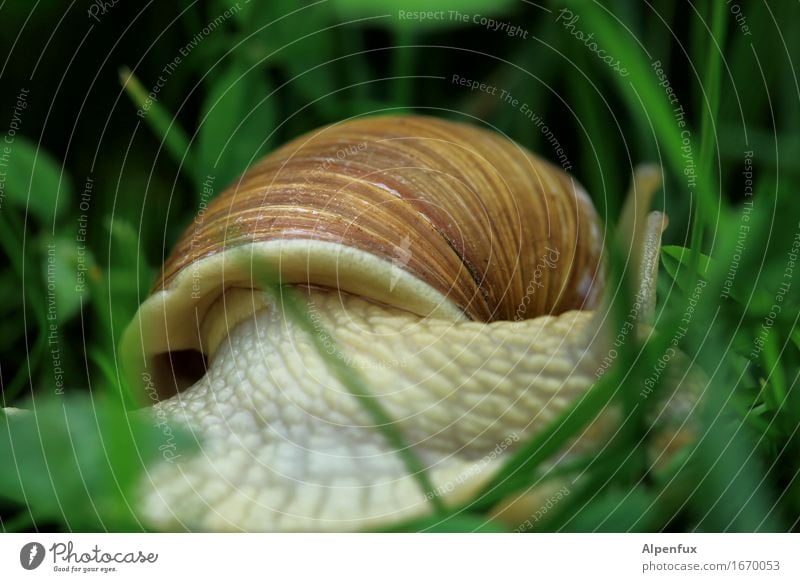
[19,542,46,570]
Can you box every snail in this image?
[121,115,693,531]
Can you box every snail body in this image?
[123,116,678,531]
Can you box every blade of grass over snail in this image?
[253,265,446,514]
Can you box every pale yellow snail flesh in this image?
[121,116,686,531]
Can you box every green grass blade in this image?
[252,267,446,514]
[688,0,726,284]
[119,67,195,179]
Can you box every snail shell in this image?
[127,116,604,394]
[122,116,676,531]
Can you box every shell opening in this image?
[150,349,208,400]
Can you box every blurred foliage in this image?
[0,0,798,531]
[0,397,195,531]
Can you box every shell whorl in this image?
[159,115,604,322]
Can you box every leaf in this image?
[1,137,72,222]
[196,63,276,192]
[0,395,196,530]
[661,245,713,290]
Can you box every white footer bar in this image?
[1,533,797,581]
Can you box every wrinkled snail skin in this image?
[139,293,603,531]
[122,116,686,531]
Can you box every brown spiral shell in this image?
[157,115,604,322]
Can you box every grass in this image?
[1,0,798,532]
